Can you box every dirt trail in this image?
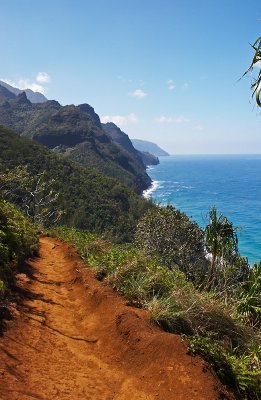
[0,237,233,400]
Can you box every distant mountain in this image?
[0,88,151,193]
[131,139,170,157]
[0,80,47,103]
[0,84,16,102]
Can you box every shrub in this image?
[135,205,208,284]
[238,262,261,328]
[0,199,38,296]
[204,207,249,293]
[188,335,261,399]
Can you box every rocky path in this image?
[0,237,233,400]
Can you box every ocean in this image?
[144,155,261,266]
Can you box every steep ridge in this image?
[102,122,159,166]
[0,86,151,192]
[0,237,234,400]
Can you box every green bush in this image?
[188,335,261,399]
[204,207,249,294]
[0,199,38,295]
[135,205,208,284]
[238,262,261,328]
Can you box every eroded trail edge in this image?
[0,237,232,400]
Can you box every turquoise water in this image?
[144,155,261,265]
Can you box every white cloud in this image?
[129,89,147,99]
[101,113,138,126]
[167,79,175,91]
[36,72,50,83]
[154,115,190,124]
[1,78,46,94]
[1,71,51,94]
[194,124,204,131]
[20,80,46,93]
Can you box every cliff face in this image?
[102,122,159,166]
[102,122,141,159]
[0,85,151,193]
[139,151,159,166]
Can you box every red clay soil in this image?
[0,237,235,400]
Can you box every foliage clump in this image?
[0,199,37,298]
[204,206,249,293]
[0,165,63,228]
[244,36,261,106]
[238,262,261,329]
[188,335,260,399]
[135,205,208,284]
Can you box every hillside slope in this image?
[0,237,234,400]
[0,87,151,192]
[0,126,151,241]
[102,122,159,166]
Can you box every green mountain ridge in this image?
[0,86,151,193]
[0,125,151,241]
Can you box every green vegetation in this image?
[205,206,239,279]
[0,96,151,192]
[50,225,260,400]
[0,126,152,241]
[188,336,260,397]
[135,205,208,285]
[0,110,259,398]
[244,36,261,106]
[0,199,37,298]
[0,166,63,228]
[135,205,251,297]
[238,262,261,328]
[205,206,249,293]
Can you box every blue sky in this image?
[0,0,260,154]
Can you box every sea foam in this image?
[143,181,161,199]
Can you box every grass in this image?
[50,226,260,400]
[0,199,38,297]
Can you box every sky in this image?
[0,0,260,154]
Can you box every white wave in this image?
[143,180,161,199]
[146,166,154,171]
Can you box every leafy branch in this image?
[243,37,261,106]
[0,166,64,228]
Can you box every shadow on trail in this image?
[0,258,61,336]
